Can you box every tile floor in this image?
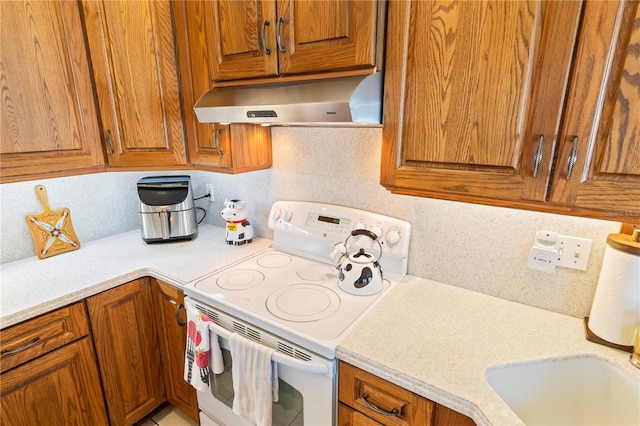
[138,405,199,426]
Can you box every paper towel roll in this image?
[588,242,640,346]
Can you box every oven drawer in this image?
[339,361,435,426]
[0,302,90,373]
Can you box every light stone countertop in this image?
[3,229,638,425]
[336,275,640,426]
[0,224,271,329]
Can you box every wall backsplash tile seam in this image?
[0,128,620,319]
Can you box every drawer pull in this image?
[261,20,271,55]
[213,129,224,156]
[362,393,400,417]
[533,135,545,178]
[1,337,40,355]
[566,136,579,180]
[276,16,286,53]
[175,303,186,327]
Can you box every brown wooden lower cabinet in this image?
[339,361,475,426]
[87,278,165,425]
[152,278,199,422]
[0,303,108,425]
[0,279,201,425]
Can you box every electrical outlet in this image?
[529,230,593,272]
[205,184,215,202]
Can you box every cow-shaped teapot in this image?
[221,199,253,245]
[331,229,384,296]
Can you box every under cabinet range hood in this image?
[194,72,383,127]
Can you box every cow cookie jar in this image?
[220,199,253,245]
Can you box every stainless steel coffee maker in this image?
[137,176,197,243]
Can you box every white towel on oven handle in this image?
[229,333,279,426]
[184,307,224,392]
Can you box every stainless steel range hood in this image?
[194,72,383,127]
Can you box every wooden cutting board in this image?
[25,185,80,259]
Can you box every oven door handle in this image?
[207,322,330,375]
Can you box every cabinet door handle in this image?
[276,16,286,53]
[214,129,224,156]
[566,136,579,181]
[175,303,186,327]
[533,135,545,178]
[261,20,271,55]
[361,393,400,417]
[1,337,40,355]
[106,130,115,154]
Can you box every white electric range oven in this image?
[183,201,411,425]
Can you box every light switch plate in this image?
[556,235,592,271]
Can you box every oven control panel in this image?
[268,201,411,280]
[305,213,352,235]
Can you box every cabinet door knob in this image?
[261,20,271,55]
[361,393,400,417]
[533,135,545,178]
[276,16,286,53]
[566,136,579,180]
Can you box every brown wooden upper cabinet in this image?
[173,1,273,174]
[200,0,383,81]
[82,0,188,168]
[381,0,640,222]
[0,1,105,182]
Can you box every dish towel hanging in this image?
[184,306,224,391]
[229,333,279,426]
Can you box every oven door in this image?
[189,301,336,425]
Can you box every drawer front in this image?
[339,361,434,426]
[339,402,384,425]
[0,302,90,373]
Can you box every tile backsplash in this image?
[0,128,620,318]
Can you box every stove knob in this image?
[385,230,401,247]
[370,226,383,239]
[282,209,293,222]
[354,222,366,231]
[272,208,282,221]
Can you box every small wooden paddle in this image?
[25,185,80,259]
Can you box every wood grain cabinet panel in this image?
[82,0,188,168]
[86,278,165,426]
[548,0,640,219]
[173,1,273,173]
[196,0,381,81]
[0,337,108,426]
[381,0,640,222]
[339,361,435,426]
[0,302,107,426]
[338,361,475,426]
[0,0,105,183]
[0,302,90,374]
[151,279,199,423]
[381,0,581,205]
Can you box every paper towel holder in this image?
[584,226,640,353]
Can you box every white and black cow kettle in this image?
[331,229,384,296]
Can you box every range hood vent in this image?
[194,72,383,127]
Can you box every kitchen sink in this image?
[485,355,640,425]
